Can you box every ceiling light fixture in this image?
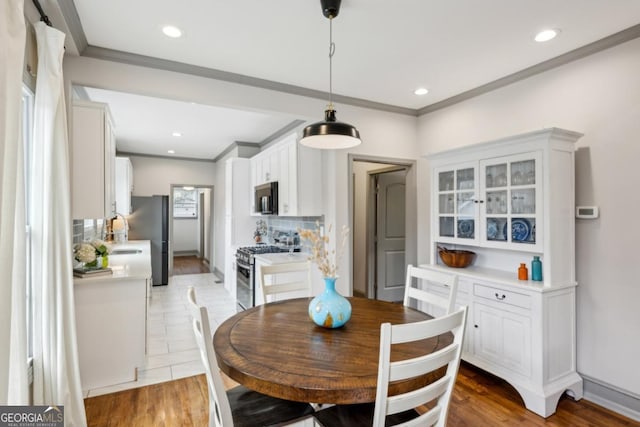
[299,0,361,150]
[534,29,559,42]
[172,131,182,137]
[167,149,175,154]
[414,88,429,96]
[183,186,195,191]
[162,25,182,38]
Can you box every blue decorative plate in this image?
[511,218,531,242]
[457,219,474,238]
[487,219,499,239]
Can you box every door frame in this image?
[369,166,408,299]
[348,154,417,299]
[169,183,214,277]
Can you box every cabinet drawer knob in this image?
[494,293,506,300]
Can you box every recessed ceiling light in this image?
[168,149,175,154]
[172,131,182,137]
[414,88,429,96]
[535,29,559,42]
[162,25,182,38]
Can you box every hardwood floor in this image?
[173,255,210,275]
[84,362,639,426]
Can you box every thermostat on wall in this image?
[576,206,599,219]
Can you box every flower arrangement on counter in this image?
[74,239,112,269]
[298,222,349,278]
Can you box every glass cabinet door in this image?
[436,165,478,242]
[481,153,541,248]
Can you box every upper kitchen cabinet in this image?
[251,133,323,216]
[429,128,582,286]
[115,157,133,215]
[71,100,116,219]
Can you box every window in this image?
[173,187,198,218]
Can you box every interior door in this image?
[375,170,406,301]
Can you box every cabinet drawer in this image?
[474,284,531,309]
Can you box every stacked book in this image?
[73,267,113,278]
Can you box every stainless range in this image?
[235,245,300,311]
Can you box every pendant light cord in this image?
[328,17,335,109]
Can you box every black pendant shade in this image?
[299,0,361,149]
[300,109,361,149]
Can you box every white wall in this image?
[126,155,216,267]
[172,219,199,253]
[330,110,420,296]
[128,155,216,197]
[213,147,238,277]
[352,162,379,296]
[417,38,640,398]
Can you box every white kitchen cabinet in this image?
[251,148,280,187]
[74,241,151,392]
[71,100,116,219]
[115,156,133,215]
[424,128,584,417]
[225,158,255,293]
[250,132,323,216]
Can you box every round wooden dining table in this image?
[213,297,452,404]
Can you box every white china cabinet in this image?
[424,128,583,417]
[71,100,116,219]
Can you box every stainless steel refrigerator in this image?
[128,195,169,286]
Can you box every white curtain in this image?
[0,0,28,405]
[31,22,87,426]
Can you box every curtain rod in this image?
[32,0,53,27]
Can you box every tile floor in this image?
[85,272,237,398]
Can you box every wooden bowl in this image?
[439,249,476,268]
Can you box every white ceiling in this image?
[80,87,299,160]
[61,0,640,159]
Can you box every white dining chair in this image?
[313,306,468,427]
[187,287,314,427]
[257,261,312,305]
[404,264,459,316]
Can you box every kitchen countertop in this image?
[73,240,152,282]
[253,251,310,265]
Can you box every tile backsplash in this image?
[73,215,324,248]
[72,219,106,244]
[263,216,324,245]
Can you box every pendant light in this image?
[300,0,361,149]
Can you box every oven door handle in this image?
[236,259,252,270]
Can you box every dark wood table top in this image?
[213,297,452,404]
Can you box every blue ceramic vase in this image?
[309,277,352,328]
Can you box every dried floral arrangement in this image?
[298,222,349,278]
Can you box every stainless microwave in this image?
[254,182,278,215]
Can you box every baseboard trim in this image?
[174,250,199,257]
[582,376,640,422]
[212,267,224,282]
